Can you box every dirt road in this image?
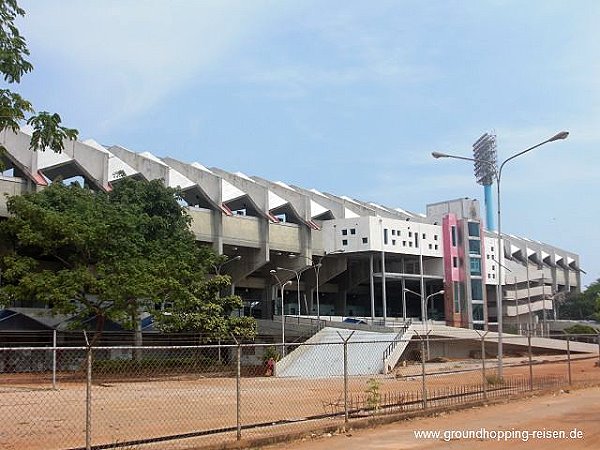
[275,386,600,449]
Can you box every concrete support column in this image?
[335,289,347,316]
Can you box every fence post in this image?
[228,334,242,442]
[84,332,92,450]
[480,332,487,400]
[420,338,427,409]
[597,332,600,369]
[52,329,57,390]
[527,332,533,391]
[336,330,355,429]
[236,343,242,440]
[567,335,572,386]
[343,339,349,427]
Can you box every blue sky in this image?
[15,0,600,286]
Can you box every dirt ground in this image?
[274,386,600,450]
[1,355,599,449]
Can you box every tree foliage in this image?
[0,179,255,340]
[0,0,77,156]
[558,279,600,321]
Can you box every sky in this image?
[14,0,600,286]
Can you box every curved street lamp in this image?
[270,270,292,356]
[212,255,242,276]
[274,266,313,316]
[404,287,444,359]
[289,250,345,322]
[432,131,568,378]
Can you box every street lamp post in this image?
[291,250,344,323]
[275,266,312,316]
[405,287,444,359]
[426,290,445,322]
[432,131,568,378]
[270,270,292,357]
[212,255,242,276]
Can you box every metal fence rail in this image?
[1,332,599,449]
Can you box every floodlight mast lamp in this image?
[432,131,568,379]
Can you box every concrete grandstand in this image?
[0,127,584,346]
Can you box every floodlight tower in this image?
[473,133,498,231]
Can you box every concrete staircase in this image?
[382,324,416,374]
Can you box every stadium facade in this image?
[0,129,582,333]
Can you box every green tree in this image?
[558,279,600,321]
[0,0,77,158]
[0,179,255,342]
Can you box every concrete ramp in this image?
[275,327,398,378]
[423,324,598,354]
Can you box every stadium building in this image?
[0,128,583,334]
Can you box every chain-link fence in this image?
[1,331,600,449]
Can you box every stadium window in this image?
[383,228,389,245]
[422,233,426,239]
[408,231,412,237]
[453,257,458,268]
[434,234,438,241]
[403,241,406,246]
[468,222,480,237]
[470,258,482,276]
[434,244,438,250]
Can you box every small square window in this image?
[391,230,396,236]
[350,228,356,235]
[491,246,494,252]
[492,265,495,271]
[434,235,438,241]
[408,231,412,237]
[487,255,490,259]
[402,241,406,246]
[397,230,401,236]
[342,229,347,236]
[409,242,413,247]
[362,237,368,244]
[428,244,432,249]
[434,244,438,250]
[342,239,348,246]
[392,239,396,245]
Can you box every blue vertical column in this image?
[484,184,495,231]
